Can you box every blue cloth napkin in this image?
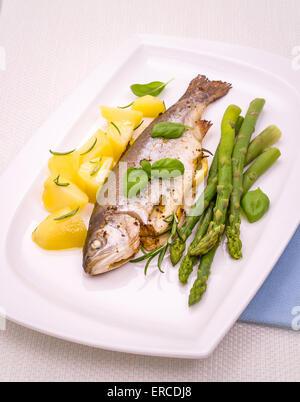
[239,226,300,330]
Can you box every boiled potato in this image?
[101,106,143,128]
[32,207,87,250]
[77,157,114,203]
[77,129,114,165]
[48,152,79,184]
[106,121,134,161]
[131,95,165,118]
[42,177,89,213]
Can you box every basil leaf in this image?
[140,160,152,178]
[151,122,194,139]
[124,167,149,198]
[130,79,173,97]
[151,158,185,179]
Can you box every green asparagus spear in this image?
[226,99,265,259]
[170,114,244,266]
[178,255,198,285]
[188,244,218,306]
[169,143,219,265]
[189,104,241,256]
[179,202,214,284]
[235,116,244,135]
[188,147,281,306]
[243,147,281,193]
[245,125,282,165]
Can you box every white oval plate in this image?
[0,35,299,359]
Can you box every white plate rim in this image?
[0,35,299,359]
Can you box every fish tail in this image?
[182,75,232,104]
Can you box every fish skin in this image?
[83,75,231,275]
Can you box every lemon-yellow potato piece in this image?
[32,207,87,250]
[132,95,166,118]
[194,158,209,186]
[42,177,89,213]
[48,152,79,184]
[106,121,134,161]
[77,157,114,203]
[101,106,143,128]
[77,129,114,165]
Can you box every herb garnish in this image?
[151,158,185,179]
[130,79,174,97]
[134,120,144,131]
[80,138,98,156]
[54,206,80,221]
[118,102,134,109]
[90,158,102,176]
[151,122,194,139]
[202,148,214,156]
[110,122,121,136]
[124,158,185,198]
[49,149,76,156]
[53,175,70,187]
[124,167,149,198]
[130,213,180,275]
[140,160,152,178]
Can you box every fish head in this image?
[83,207,141,275]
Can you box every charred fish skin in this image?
[83,75,231,275]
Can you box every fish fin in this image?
[198,119,212,137]
[182,75,232,104]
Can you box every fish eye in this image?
[91,240,101,250]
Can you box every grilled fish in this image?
[83,75,231,275]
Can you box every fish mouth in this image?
[83,210,140,276]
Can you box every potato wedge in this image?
[101,106,143,128]
[48,152,79,184]
[106,121,134,161]
[132,95,166,118]
[42,177,89,212]
[77,129,114,165]
[32,207,87,250]
[77,156,114,203]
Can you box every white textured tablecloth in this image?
[0,0,299,382]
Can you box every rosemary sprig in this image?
[50,149,76,156]
[90,158,102,176]
[53,175,70,187]
[54,206,80,221]
[110,122,121,136]
[157,244,168,273]
[118,102,134,109]
[134,120,144,131]
[130,213,180,275]
[155,227,172,237]
[202,148,214,156]
[80,138,98,156]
